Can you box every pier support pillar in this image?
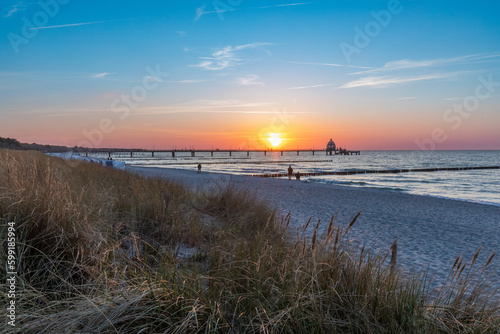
[130,152,133,158]
[264,151,267,156]
[211,151,213,157]
[229,151,232,157]
[312,151,315,156]
[172,151,175,157]
[297,151,299,156]
[152,151,154,157]
[247,151,249,156]
[281,151,283,156]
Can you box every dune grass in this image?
[0,149,499,333]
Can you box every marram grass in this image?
[0,149,498,333]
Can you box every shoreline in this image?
[306,178,500,208]
[128,164,500,208]
[127,166,500,288]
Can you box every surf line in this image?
[251,166,500,178]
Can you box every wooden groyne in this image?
[251,166,500,178]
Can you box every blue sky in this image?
[1,0,499,149]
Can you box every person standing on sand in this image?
[295,171,301,180]
[287,165,293,180]
[197,163,201,173]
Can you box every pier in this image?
[82,149,361,158]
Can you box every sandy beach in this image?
[128,166,500,288]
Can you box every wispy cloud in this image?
[1,70,118,84]
[283,60,342,67]
[122,100,279,115]
[290,83,335,89]
[172,79,208,84]
[195,5,234,21]
[28,20,106,30]
[340,72,470,89]
[37,100,310,118]
[260,2,313,9]
[395,96,416,100]
[351,53,500,75]
[283,60,372,69]
[191,43,273,71]
[348,65,373,69]
[93,73,113,79]
[195,2,312,21]
[237,74,265,86]
[144,76,164,83]
[4,4,26,18]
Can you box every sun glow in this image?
[268,133,282,147]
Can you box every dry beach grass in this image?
[0,149,499,333]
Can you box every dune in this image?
[128,165,500,288]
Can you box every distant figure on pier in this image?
[197,163,201,173]
[295,171,301,180]
[287,165,293,180]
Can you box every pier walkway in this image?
[83,149,361,158]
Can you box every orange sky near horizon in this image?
[5,103,499,151]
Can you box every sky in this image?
[1,0,500,150]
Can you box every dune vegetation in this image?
[0,149,499,333]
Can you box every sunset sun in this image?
[268,133,282,147]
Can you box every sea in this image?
[106,150,499,207]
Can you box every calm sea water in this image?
[108,150,499,206]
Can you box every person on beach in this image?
[287,165,293,180]
[295,171,301,180]
[197,163,201,173]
